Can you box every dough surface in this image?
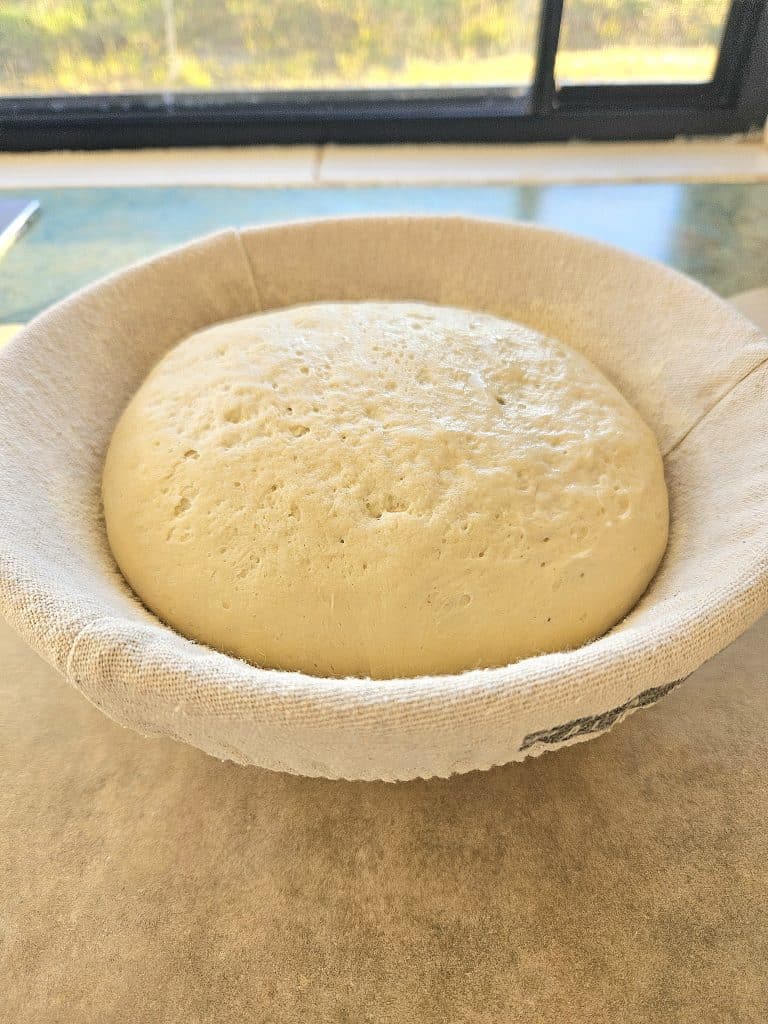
[103,302,669,679]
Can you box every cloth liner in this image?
[0,216,766,781]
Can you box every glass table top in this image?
[2,181,768,325]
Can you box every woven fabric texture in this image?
[1,217,767,780]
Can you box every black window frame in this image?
[1,0,767,151]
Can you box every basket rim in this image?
[2,215,768,777]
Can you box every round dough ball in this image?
[103,301,668,679]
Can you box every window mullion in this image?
[531,0,565,115]
[712,0,768,104]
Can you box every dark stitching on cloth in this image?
[520,679,681,751]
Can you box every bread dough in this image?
[103,302,668,679]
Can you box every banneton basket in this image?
[1,217,767,781]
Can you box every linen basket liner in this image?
[1,217,767,780]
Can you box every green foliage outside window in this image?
[0,0,729,94]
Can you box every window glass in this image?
[0,1,541,95]
[556,0,732,86]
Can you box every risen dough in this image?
[103,302,668,679]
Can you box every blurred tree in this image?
[0,0,733,94]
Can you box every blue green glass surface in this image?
[2,182,767,323]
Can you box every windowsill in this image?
[0,135,767,189]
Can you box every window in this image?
[1,0,766,149]
[1,1,542,94]
[556,0,733,85]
